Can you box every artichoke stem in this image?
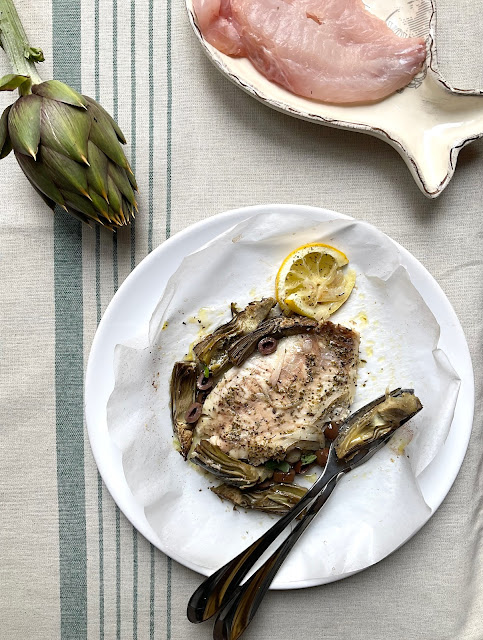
[0,0,43,86]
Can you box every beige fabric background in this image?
[0,1,482,639]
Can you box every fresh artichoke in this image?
[0,80,137,229]
[0,0,137,229]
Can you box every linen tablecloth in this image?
[1,1,482,638]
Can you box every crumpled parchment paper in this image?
[107,212,460,584]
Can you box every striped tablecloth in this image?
[1,1,482,638]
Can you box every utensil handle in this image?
[213,476,340,640]
[187,460,340,623]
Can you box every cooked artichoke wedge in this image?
[170,361,198,458]
[190,440,272,488]
[193,298,276,375]
[211,482,307,515]
[334,388,422,460]
[228,315,318,366]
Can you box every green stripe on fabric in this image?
[97,471,105,639]
[148,0,156,626]
[150,544,155,639]
[96,230,105,640]
[167,558,172,640]
[94,0,106,635]
[148,0,154,253]
[112,3,122,638]
[52,1,87,637]
[130,2,139,637]
[116,506,121,639]
[130,0,137,272]
[132,528,138,640]
[166,0,172,239]
[166,2,173,638]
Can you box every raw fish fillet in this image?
[195,321,359,465]
[192,0,427,103]
[193,0,244,56]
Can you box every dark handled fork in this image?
[212,437,391,640]
[187,428,394,627]
[187,388,421,639]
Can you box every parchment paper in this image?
[107,212,460,583]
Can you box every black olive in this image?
[258,336,278,355]
[185,402,203,424]
[196,372,213,391]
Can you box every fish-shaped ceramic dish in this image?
[187,0,483,197]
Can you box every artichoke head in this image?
[0,79,137,229]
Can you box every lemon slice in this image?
[275,243,356,321]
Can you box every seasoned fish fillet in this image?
[193,0,426,104]
[195,321,359,465]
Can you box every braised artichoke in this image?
[334,388,422,459]
[211,482,307,515]
[227,314,318,366]
[193,298,276,374]
[190,440,272,489]
[170,361,198,458]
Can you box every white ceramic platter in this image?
[186,0,483,197]
[85,204,474,589]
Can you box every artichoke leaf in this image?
[170,361,198,459]
[212,482,307,515]
[40,98,90,164]
[334,388,422,460]
[85,141,109,200]
[32,80,87,109]
[190,440,272,489]
[87,99,129,169]
[89,190,110,218]
[8,93,42,158]
[84,95,126,144]
[0,136,13,160]
[0,105,12,157]
[107,175,123,216]
[0,74,31,92]
[193,298,276,374]
[41,146,89,196]
[15,151,66,206]
[109,162,137,205]
[126,165,138,190]
[228,315,318,366]
[62,190,104,225]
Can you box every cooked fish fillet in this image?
[195,321,359,465]
[193,0,426,104]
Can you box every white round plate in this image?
[85,204,474,589]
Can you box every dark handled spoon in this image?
[187,388,421,636]
[213,433,394,640]
[188,429,393,626]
